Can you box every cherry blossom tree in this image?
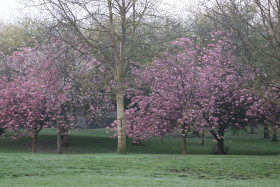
[246,89,280,141]
[0,42,73,153]
[0,41,111,153]
[117,31,254,154]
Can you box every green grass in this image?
[0,153,279,187]
[0,128,280,186]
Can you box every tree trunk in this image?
[217,138,226,154]
[217,129,226,154]
[57,123,62,154]
[116,81,126,154]
[108,0,127,154]
[264,124,270,138]
[201,130,205,146]
[210,129,226,154]
[32,129,37,154]
[181,124,187,155]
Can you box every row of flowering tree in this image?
[0,41,112,153]
[0,31,278,155]
[116,31,280,154]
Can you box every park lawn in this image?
[0,128,279,186]
[0,153,279,187]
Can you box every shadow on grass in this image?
[1,128,280,155]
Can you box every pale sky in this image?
[0,0,24,21]
[0,0,193,22]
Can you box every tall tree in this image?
[27,0,172,153]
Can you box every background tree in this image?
[196,0,280,107]
[0,17,50,55]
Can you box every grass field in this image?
[0,128,279,186]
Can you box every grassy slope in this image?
[0,128,279,186]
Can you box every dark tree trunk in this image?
[182,124,187,155]
[217,138,226,154]
[201,130,205,146]
[32,129,37,154]
[264,125,270,138]
[57,123,62,154]
[210,129,226,154]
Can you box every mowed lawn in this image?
[0,128,280,187]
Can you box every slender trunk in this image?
[57,122,62,154]
[201,130,205,146]
[108,0,127,153]
[264,124,270,138]
[181,124,187,155]
[32,129,37,154]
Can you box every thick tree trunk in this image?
[217,138,226,154]
[264,124,270,138]
[181,124,187,155]
[217,129,226,154]
[57,123,62,154]
[210,129,226,154]
[116,82,126,154]
[32,129,37,154]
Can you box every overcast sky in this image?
[0,0,194,22]
[0,0,23,21]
